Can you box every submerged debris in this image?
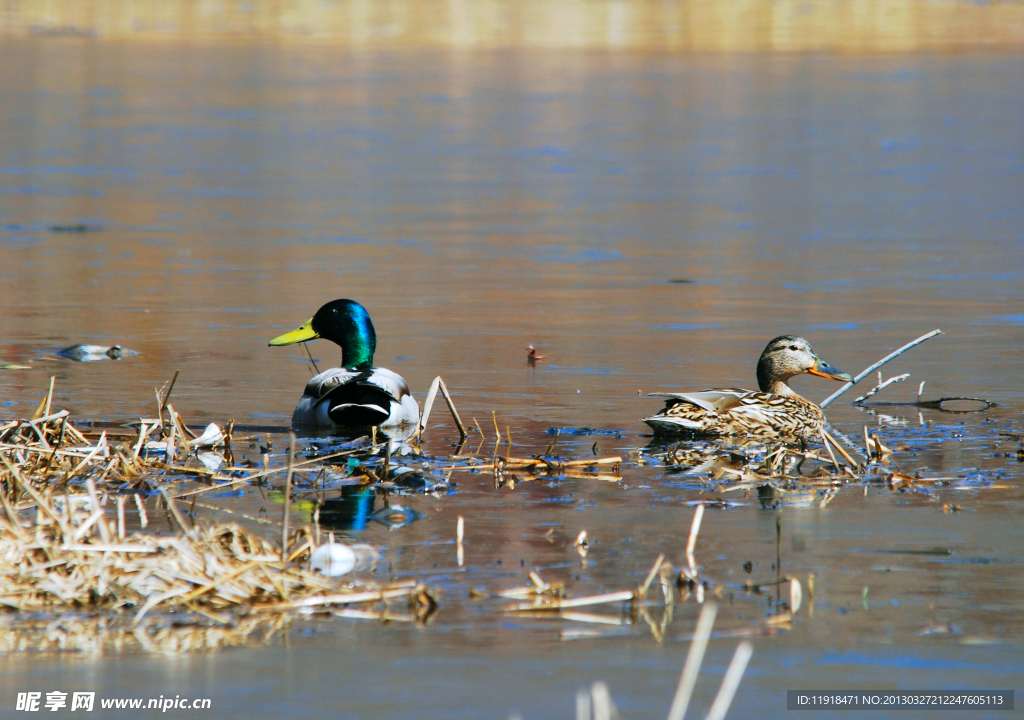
[310,541,379,577]
[57,344,137,362]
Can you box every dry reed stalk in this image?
[30,377,56,421]
[704,641,754,720]
[576,690,591,720]
[0,441,439,627]
[133,494,148,528]
[416,376,442,439]
[508,590,634,612]
[685,505,704,573]
[456,515,465,567]
[159,369,180,416]
[817,427,841,473]
[639,554,665,600]
[666,602,717,720]
[437,377,468,438]
[821,429,860,469]
[560,612,625,626]
[281,433,296,562]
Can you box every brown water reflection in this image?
[1,39,1023,718]
[4,0,1024,51]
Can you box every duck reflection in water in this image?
[315,486,423,533]
[317,485,378,532]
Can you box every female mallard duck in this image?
[269,300,420,428]
[643,336,852,438]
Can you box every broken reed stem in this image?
[160,369,180,414]
[491,411,501,442]
[134,493,148,528]
[820,329,943,409]
[853,373,910,404]
[576,690,591,720]
[822,429,860,469]
[417,376,442,438]
[42,376,56,419]
[666,602,717,720]
[415,376,467,440]
[117,496,125,540]
[686,504,704,570]
[281,433,296,562]
[437,377,468,439]
[510,590,634,611]
[640,554,665,599]
[456,515,465,567]
[704,641,754,720]
[252,585,418,612]
[818,427,841,473]
[591,682,615,720]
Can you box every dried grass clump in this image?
[0,482,434,623]
[0,380,438,644]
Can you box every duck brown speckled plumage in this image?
[642,336,852,438]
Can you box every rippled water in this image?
[1,39,1022,718]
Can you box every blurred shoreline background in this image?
[3,0,1024,52]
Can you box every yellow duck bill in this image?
[268,319,318,346]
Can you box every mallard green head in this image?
[756,336,852,395]
[269,299,377,369]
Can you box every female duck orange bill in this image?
[642,335,853,438]
[269,299,419,428]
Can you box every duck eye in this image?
[789,345,798,351]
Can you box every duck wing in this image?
[644,388,823,437]
[648,389,749,413]
[297,368,417,427]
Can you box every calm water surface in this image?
[1,39,1022,718]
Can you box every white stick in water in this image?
[686,504,705,572]
[820,329,943,409]
[591,682,615,720]
[456,515,465,567]
[133,494,148,528]
[703,641,754,720]
[666,602,717,720]
[576,689,591,720]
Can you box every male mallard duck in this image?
[269,300,420,428]
[643,336,852,438]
